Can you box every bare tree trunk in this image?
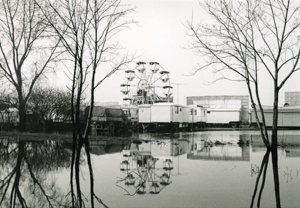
[18,99,26,132]
[271,83,280,208]
[251,150,270,208]
[75,140,83,208]
[84,139,95,207]
[271,87,279,150]
[271,81,281,207]
[12,142,25,208]
[271,148,281,208]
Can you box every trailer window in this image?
[207,111,210,114]
[175,107,179,114]
[194,109,197,115]
[190,109,193,115]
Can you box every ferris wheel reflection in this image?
[117,147,174,195]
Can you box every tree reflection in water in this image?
[0,138,71,208]
[251,149,281,208]
[1,133,295,207]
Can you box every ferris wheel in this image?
[120,62,173,105]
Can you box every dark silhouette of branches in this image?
[35,0,136,207]
[0,139,72,208]
[0,0,62,132]
[186,0,300,150]
[186,2,300,206]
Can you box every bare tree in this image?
[0,0,61,132]
[186,0,300,207]
[38,0,135,207]
[187,0,300,147]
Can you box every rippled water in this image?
[1,130,300,208]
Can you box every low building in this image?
[250,105,300,128]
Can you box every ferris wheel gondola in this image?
[120,62,173,106]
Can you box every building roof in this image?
[251,105,300,112]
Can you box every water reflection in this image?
[187,134,250,161]
[1,132,299,207]
[251,149,271,207]
[285,147,300,157]
[112,132,300,207]
[250,148,286,208]
[116,138,180,195]
[0,138,71,208]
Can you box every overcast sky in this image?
[55,0,300,107]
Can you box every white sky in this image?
[54,0,300,106]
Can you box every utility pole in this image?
[171,83,187,104]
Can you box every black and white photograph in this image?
[1,0,300,207]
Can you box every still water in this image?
[1,130,300,208]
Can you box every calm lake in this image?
[1,130,300,208]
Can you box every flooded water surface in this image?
[1,131,300,208]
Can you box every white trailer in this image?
[206,108,241,128]
[137,103,191,132]
[250,106,300,128]
[188,105,207,129]
[181,105,190,129]
[138,104,152,131]
[137,103,210,132]
[151,103,188,131]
